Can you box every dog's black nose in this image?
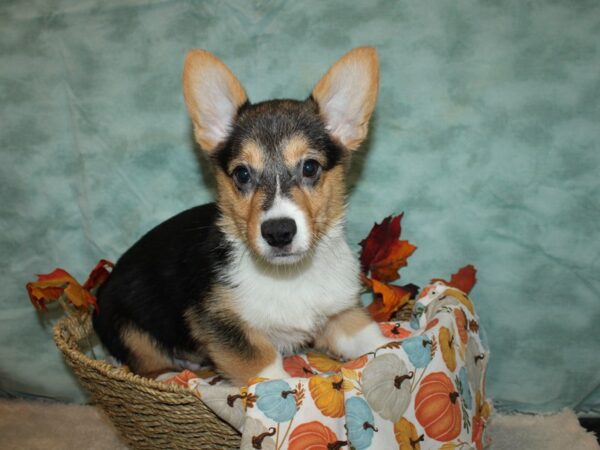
[261,218,297,248]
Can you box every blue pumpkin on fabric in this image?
[255,380,297,423]
[345,397,377,450]
[402,335,432,368]
[458,366,473,409]
[410,303,425,329]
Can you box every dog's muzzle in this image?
[261,218,297,248]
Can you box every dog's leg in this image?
[205,328,289,386]
[315,307,393,359]
[121,326,177,377]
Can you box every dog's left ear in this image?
[183,50,248,152]
[311,47,379,151]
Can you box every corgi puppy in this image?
[93,47,391,385]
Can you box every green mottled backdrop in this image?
[1,0,599,415]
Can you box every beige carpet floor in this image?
[0,400,598,449]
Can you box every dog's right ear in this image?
[183,50,248,152]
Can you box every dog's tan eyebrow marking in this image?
[282,135,323,167]
[228,140,264,173]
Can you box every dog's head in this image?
[183,48,379,264]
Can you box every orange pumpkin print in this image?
[439,327,457,372]
[454,308,469,345]
[288,421,346,450]
[283,355,315,378]
[308,374,351,418]
[425,318,439,331]
[394,417,424,450]
[472,390,490,450]
[306,352,368,372]
[439,444,457,450]
[415,372,462,441]
[380,322,412,339]
[444,288,475,315]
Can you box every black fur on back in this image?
[92,203,231,366]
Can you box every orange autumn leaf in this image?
[371,240,417,282]
[26,268,96,311]
[26,260,114,313]
[364,275,412,322]
[431,264,477,294]
[26,283,64,311]
[359,213,417,282]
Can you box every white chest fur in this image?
[224,224,361,353]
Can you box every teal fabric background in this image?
[1,0,599,415]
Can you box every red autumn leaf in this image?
[360,214,402,271]
[363,275,412,322]
[431,264,477,294]
[359,214,417,282]
[83,259,114,291]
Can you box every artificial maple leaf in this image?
[26,268,96,311]
[431,264,477,294]
[363,275,412,321]
[26,284,63,311]
[83,259,114,291]
[359,214,417,282]
[359,214,402,272]
[370,240,417,282]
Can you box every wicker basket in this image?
[53,299,415,449]
[53,315,241,449]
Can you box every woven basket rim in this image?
[52,315,202,398]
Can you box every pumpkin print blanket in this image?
[159,282,490,450]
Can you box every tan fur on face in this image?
[289,164,347,242]
[214,168,266,254]
[314,307,373,357]
[228,140,264,173]
[120,326,175,376]
[282,135,325,168]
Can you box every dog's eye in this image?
[302,159,320,178]
[232,166,251,186]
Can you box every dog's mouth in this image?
[263,248,308,265]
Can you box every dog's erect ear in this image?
[183,50,248,152]
[311,47,379,151]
